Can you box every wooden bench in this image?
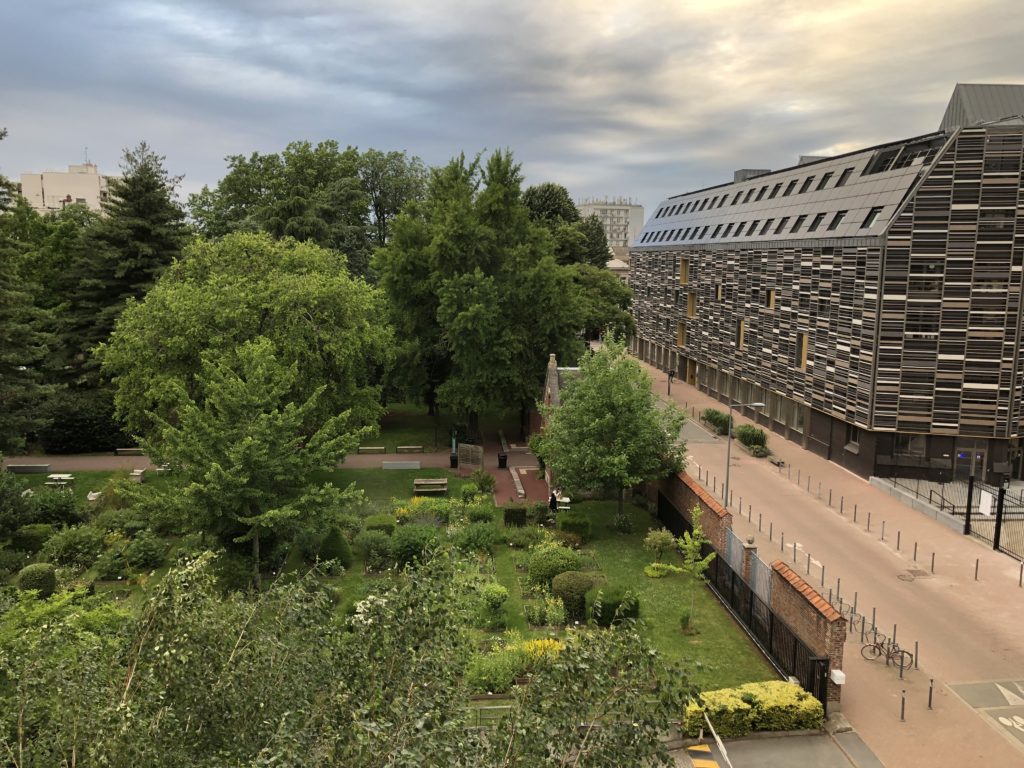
[6,464,50,474]
[413,478,448,496]
[357,446,386,454]
[397,445,424,453]
[115,447,145,456]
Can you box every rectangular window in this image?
[895,433,926,457]
[715,284,723,301]
[816,172,834,190]
[861,206,884,228]
[689,228,700,240]
[731,191,743,205]
[783,179,798,196]
[674,289,680,304]
[835,167,855,187]
[765,288,776,308]
[826,211,847,231]
[722,222,734,237]
[760,219,775,235]
[709,196,718,208]
[807,213,827,232]
[712,224,723,238]
[774,217,790,234]
[717,196,726,208]
[796,331,808,369]
[735,222,746,237]
[677,323,686,346]
[791,214,808,233]
[683,202,693,213]
[845,423,860,447]
[687,292,697,318]
[768,183,782,199]
[799,176,815,193]
[679,260,689,284]
[755,185,768,201]
[736,319,745,350]
[747,220,760,236]
[743,189,755,203]
[699,198,708,211]
[699,225,710,238]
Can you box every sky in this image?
[2,0,1024,218]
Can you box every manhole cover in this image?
[897,573,915,582]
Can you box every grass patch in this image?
[324,468,472,505]
[374,402,524,452]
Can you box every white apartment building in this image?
[577,197,644,259]
[19,163,115,214]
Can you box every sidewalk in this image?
[638,359,1024,767]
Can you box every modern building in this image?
[578,197,644,261]
[629,84,1024,484]
[20,162,115,214]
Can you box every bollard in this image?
[901,690,906,722]
[769,521,773,540]
[780,532,785,552]
[806,552,811,574]
[748,504,752,523]
[900,652,905,680]
[807,476,811,492]
[1019,560,1023,588]
[829,488,832,506]
[975,558,979,581]
[821,564,826,588]
[739,496,743,515]
[893,623,898,645]
[860,617,865,642]
[867,512,872,532]
[872,607,876,632]
[881,520,886,542]
[853,591,858,615]
[914,541,918,562]
[928,679,934,710]
[798,469,801,485]
[931,552,935,574]
[828,587,833,604]
[897,530,901,551]
[840,496,844,515]
[854,504,858,522]
[793,541,797,563]
[836,577,841,603]
[818,481,821,499]
[759,513,763,532]
[713,476,717,493]
[914,640,919,670]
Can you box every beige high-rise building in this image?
[577,197,644,261]
[20,163,116,214]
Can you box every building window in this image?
[712,224,723,238]
[717,196,726,208]
[783,179,798,196]
[774,217,790,234]
[895,434,926,457]
[722,222,734,237]
[699,198,708,211]
[687,292,697,317]
[755,185,768,201]
[826,210,848,231]
[765,288,776,309]
[861,206,884,228]
[736,319,745,350]
[683,201,693,213]
[679,260,689,284]
[690,228,700,240]
[735,222,746,237]
[674,289,680,304]
[700,225,710,238]
[677,323,686,346]
[791,214,808,233]
[845,423,860,448]
[768,183,782,199]
[715,284,723,301]
[815,172,834,190]
[760,219,775,235]
[731,191,742,205]
[835,167,855,187]
[740,189,752,203]
[747,220,760,236]
[709,196,718,208]
[799,176,815,193]
[807,213,827,232]
[796,331,808,369]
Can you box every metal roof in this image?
[940,84,1024,132]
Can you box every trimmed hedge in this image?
[551,570,594,623]
[17,563,57,598]
[363,514,397,535]
[556,510,592,542]
[702,408,731,435]
[588,586,640,627]
[319,528,353,569]
[503,505,527,528]
[735,424,767,449]
[527,542,582,587]
[682,681,824,737]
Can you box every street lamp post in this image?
[723,400,766,508]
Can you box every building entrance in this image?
[954,444,987,483]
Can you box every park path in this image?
[637,359,1024,767]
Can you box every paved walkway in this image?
[639,360,1024,767]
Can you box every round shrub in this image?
[363,514,397,536]
[460,483,480,503]
[469,468,496,494]
[124,529,167,570]
[551,570,594,623]
[13,523,56,553]
[17,563,57,598]
[467,504,496,524]
[503,505,528,528]
[589,586,640,627]
[391,524,439,567]
[41,525,105,568]
[556,510,592,542]
[453,522,502,554]
[319,527,353,569]
[480,582,509,613]
[527,542,582,587]
[31,491,83,527]
[354,530,393,571]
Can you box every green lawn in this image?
[324,468,473,504]
[19,470,129,504]
[373,402,525,452]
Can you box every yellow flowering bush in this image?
[682,680,823,737]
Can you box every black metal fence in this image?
[657,492,831,712]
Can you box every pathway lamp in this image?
[723,400,765,507]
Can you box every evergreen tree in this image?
[578,213,611,267]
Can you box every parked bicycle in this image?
[861,637,913,669]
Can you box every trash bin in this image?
[450,452,458,469]
[497,452,508,469]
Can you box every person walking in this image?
[549,488,559,516]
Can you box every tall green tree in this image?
[578,212,612,266]
[532,339,686,516]
[359,148,428,248]
[146,339,363,589]
[522,182,580,225]
[567,262,635,339]
[99,232,392,443]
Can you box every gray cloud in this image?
[2,0,1023,216]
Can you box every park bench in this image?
[396,445,424,453]
[115,447,145,456]
[45,473,75,489]
[357,446,386,454]
[413,478,448,496]
[6,464,49,474]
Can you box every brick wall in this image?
[770,561,847,703]
[651,471,732,553]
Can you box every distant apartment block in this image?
[629,84,1024,484]
[20,163,115,213]
[578,197,644,260]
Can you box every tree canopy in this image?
[532,339,686,514]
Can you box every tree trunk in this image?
[251,527,262,592]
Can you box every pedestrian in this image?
[549,488,559,515]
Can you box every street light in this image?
[723,400,766,508]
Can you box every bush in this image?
[644,562,684,578]
[465,649,528,694]
[503,505,527,528]
[0,548,29,578]
[735,424,767,449]
[467,504,496,524]
[363,514,397,535]
[679,607,692,632]
[124,529,167,570]
[41,525,105,568]
[12,523,56,553]
[0,467,31,538]
[552,530,583,549]
[17,563,57,598]
[542,595,566,626]
[480,582,509,613]
[319,527,353,569]
[527,542,582,587]
[523,600,546,626]
[551,570,594,623]
[391,524,439,567]
[459,483,480,503]
[93,507,149,537]
[37,387,129,454]
[681,681,823,737]
[529,501,551,524]
[702,408,731,435]
[588,586,640,627]
[354,530,393,571]
[469,468,496,494]
[453,522,502,554]
[556,510,592,542]
[750,445,771,458]
[611,511,635,534]
[30,491,83,527]
[94,548,129,580]
[643,528,676,562]
[505,525,545,548]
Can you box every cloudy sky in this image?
[2,0,1023,216]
